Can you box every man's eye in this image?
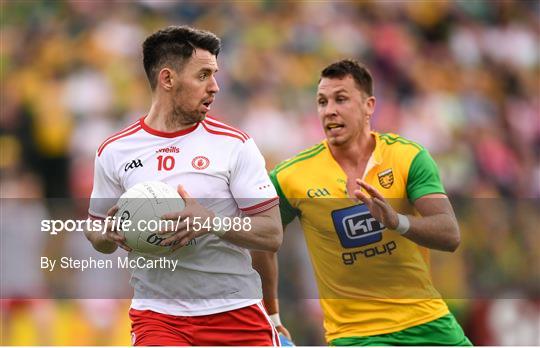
[199,73,208,80]
[318,100,327,106]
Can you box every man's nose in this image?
[207,76,219,93]
[324,100,337,117]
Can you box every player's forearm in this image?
[251,250,279,313]
[401,213,460,252]
[220,214,282,251]
[85,230,118,254]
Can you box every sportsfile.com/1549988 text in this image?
[40,216,252,236]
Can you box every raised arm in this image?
[354,180,460,252]
[402,193,460,251]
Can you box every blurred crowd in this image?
[1,0,539,345]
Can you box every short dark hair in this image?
[320,59,373,96]
[142,25,221,90]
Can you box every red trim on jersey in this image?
[98,125,142,156]
[241,197,279,215]
[97,120,140,155]
[88,212,105,220]
[205,116,250,140]
[140,116,199,138]
[202,121,246,143]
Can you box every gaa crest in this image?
[377,168,394,189]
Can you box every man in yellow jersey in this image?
[267,60,472,346]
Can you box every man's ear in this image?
[158,68,174,91]
[365,96,376,116]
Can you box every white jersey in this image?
[89,115,278,316]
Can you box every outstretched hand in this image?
[353,179,399,230]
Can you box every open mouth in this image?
[201,97,214,109]
[326,123,344,131]
[201,99,213,113]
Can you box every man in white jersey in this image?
[85,25,287,346]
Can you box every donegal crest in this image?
[377,168,394,189]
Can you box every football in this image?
[114,181,185,255]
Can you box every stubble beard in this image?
[167,85,206,128]
[168,104,205,129]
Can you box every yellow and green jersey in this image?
[269,132,450,342]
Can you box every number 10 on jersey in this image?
[157,155,175,171]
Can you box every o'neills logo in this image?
[156,145,180,154]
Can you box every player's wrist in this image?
[396,213,410,235]
[269,313,282,327]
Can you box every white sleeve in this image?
[229,139,278,215]
[88,153,123,219]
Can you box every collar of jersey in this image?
[140,115,199,138]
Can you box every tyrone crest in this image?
[192,156,210,170]
[377,168,394,189]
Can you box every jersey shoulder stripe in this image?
[379,133,422,151]
[202,121,247,143]
[273,143,325,174]
[205,116,250,141]
[273,143,325,172]
[97,120,140,154]
[296,143,325,157]
[97,121,142,156]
